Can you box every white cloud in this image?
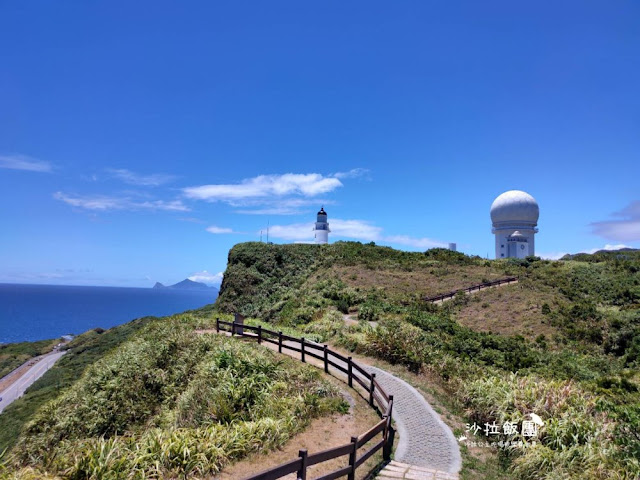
[188,270,224,285]
[538,252,569,260]
[267,219,383,243]
[332,219,384,240]
[584,244,634,254]
[332,168,370,180]
[591,201,640,242]
[183,173,343,202]
[384,235,448,249]
[0,154,52,172]
[266,222,316,241]
[235,198,334,216]
[206,225,235,234]
[539,244,635,260]
[54,192,190,212]
[107,168,176,186]
[265,218,447,249]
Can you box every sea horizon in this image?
[0,283,218,345]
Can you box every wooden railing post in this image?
[323,345,329,373]
[347,436,357,480]
[231,322,235,336]
[278,331,283,353]
[383,395,394,461]
[216,317,219,333]
[348,357,353,388]
[301,337,306,363]
[369,373,376,407]
[257,325,262,344]
[384,425,395,462]
[297,449,308,480]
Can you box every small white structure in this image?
[448,243,457,252]
[314,207,330,244]
[490,190,539,259]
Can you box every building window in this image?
[501,254,504,257]
[501,245,504,248]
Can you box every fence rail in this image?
[215,318,395,480]
[424,276,518,303]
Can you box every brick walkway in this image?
[376,461,459,480]
[365,367,460,478]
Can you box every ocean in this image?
[0,283,217,344]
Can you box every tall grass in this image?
[6,316,346,479]
[348,319,640,479]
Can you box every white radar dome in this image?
[490,190,539,225]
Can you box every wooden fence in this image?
[216,319,395,480]
[424,276,518,303]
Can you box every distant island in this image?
[153,279,219,295]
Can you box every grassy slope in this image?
[0,339,60,380]
[0,317,153,454]
[1,313,346,479]
[212,242,640,479]
[214,241,512,322]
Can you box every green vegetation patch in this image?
[0,338,59,380]
[4,316,345,479]
[205,242,640,479]
[0,318,153,455]
[212,242,495,324]
[348,313,640,478]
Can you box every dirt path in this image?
[215,382,379,480]
[342,313,378,329]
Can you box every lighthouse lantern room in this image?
[314,207,330,244]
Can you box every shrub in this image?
[9,317,345,478]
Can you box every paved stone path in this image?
[377,460,458,480]
[198,329,461,478]
[365,366,460,475]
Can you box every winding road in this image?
[0,349,66,414]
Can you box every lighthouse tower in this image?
[314,207,330,244]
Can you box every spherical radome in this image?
[490,190,539,225]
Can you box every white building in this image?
[490,190,539,259]
[314,207,330,244]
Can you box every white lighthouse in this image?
[490,190,539,259]
[314,207,330,244]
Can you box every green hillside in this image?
[0,314,345,479]
[2,242,638,479]
[213,242,640,479]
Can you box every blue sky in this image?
[1,1,639,287]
